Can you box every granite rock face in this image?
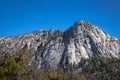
[0,21,120,68]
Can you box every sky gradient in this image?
[0,0,120,39]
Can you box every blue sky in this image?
[0,0,120,39]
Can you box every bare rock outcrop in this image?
[0,21,120,69]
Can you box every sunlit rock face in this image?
[0,21,120,69]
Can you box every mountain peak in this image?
[72,20,95,31]
[0,21,120,68]
[74,20,85,24]
[74,20,92,26]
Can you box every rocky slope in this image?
[0,21,120,69]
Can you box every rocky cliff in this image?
[0,21,120,69]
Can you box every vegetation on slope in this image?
[0,49,120,80]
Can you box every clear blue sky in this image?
[0,0,120,39]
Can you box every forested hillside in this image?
[0,49,120,80]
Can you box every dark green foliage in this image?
[0,49,120,80]
[77,54,120,80]
[0,49,88,80]
[0,48,27,80]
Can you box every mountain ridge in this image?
[0,21,120,69]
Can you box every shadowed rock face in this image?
[0,21,120,69]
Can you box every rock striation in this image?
[0,21,120,69]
